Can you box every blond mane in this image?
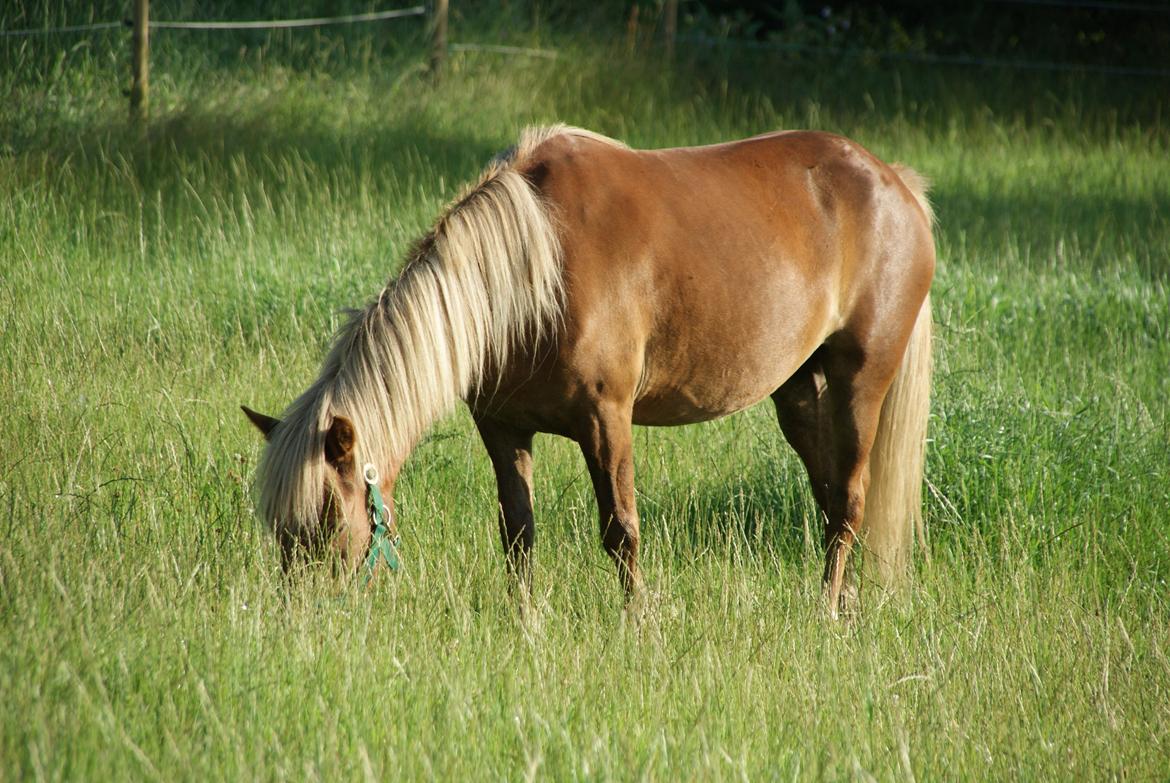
[256,125,618,537]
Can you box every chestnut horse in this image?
[243,125,934,616]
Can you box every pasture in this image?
[2,14,1169,780]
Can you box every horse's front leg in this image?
[475,417,536,599]
[577,401,645,603]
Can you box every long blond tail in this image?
[863,295,932,586]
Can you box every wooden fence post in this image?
[130,0,150,121]
[663,0,677,61]
[430,0,448,77]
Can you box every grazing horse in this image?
[243,125,934,616]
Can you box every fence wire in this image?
[1,20,122,37]
[1,6,424,37]
[149,7,424,31]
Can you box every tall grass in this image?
[2,12,1168,780]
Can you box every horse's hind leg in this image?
[576,401,645,603]
[773,353,863,616]
[476,417,537,600]
[815,334,908,618]
[772,351,833,521]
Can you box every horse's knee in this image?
[600,515,639,559]
[498,513,533,550]
[601,514,643,598]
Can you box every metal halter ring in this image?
[362,463,380,486]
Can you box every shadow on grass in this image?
[9,81,506,206]
[143,106,496,181]
[931,185,1170,278]
[638,455,820,568]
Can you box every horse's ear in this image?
[324,415,356,467]
[241,405,281,440]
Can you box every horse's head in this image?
[242,405,396,573]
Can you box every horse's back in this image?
[495,130,934,429]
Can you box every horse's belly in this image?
[632,379,777,425]
[631,327,816,426]
[628,272,833,426]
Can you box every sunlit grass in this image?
[2,26,1168,780]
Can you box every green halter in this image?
[361,463,400,585]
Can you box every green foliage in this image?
[2,10,1168,780]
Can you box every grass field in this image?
[3,15,1169,780]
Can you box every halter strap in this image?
[361,463,400,585]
